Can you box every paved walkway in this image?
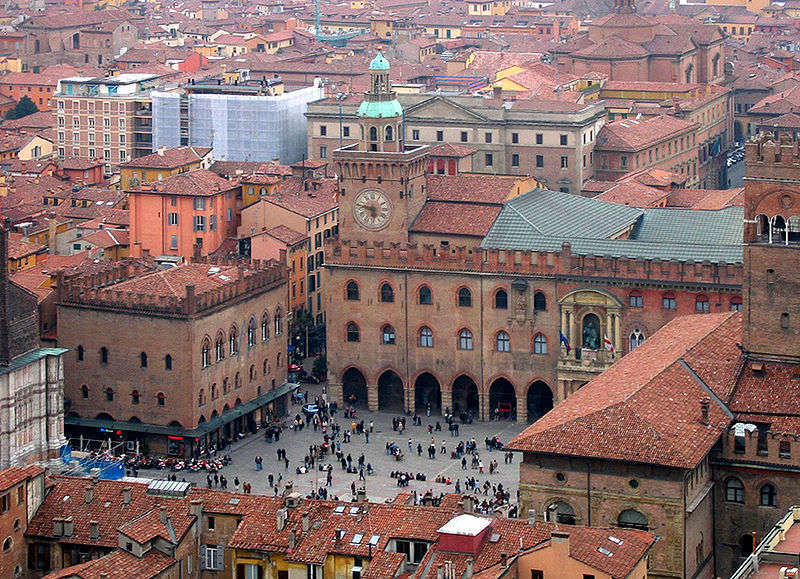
[137,380,528,506]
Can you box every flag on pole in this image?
[604,335,615,356]
[559,331,570,353]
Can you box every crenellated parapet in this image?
[746,132,800,180]
[57,258,287,318]
[325,238,742,288]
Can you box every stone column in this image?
[614,312,622,356]
[479,389,488,421]
[329,380,343,408]
[517,389,527,424]
[569,308,578,358]
[367,385,379,412]
[441,385,453,417]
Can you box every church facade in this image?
[324,55,744,423]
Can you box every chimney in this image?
[500,552,507,568]
[0,220,10,366]
[89,520,100,540]
[436,564,444,579]
[157,145,166,156]
[63,517,74,537]
[190,498,203,519]
[53,517,64,537]
[122,487,131,505]
[288,530,296,549]
[465,557,474,579]
[356,488,367,503]
[701,397,710,425]
[277,507,287,531]
[492,85,502,100]
[85,485,93,504]
[159,505,168,524]
[528,509,536,526]
[302,511,309,533]
[552,530,570,549]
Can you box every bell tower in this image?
[333,53,429,244]
[742,131,800,362]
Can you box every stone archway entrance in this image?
[451,375,479,418]
[378,370,404,412]
[415,372,441,415]
[342,367,368,407]
[526,381,553,423]
[489,378,516,420]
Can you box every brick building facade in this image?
[57,258,289,457]
[323,55,744,423]
[0,466,45,578]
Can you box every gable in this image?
[404,96,490,123]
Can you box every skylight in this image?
[369,534,380,546]
[334,505,346,514]
[351,533,363,545]
[608,536,623,545]
[598,547,613,557]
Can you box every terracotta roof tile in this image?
[411,201,501,237]
[596,115,698,152]
[425,173,521,205]
[122,146,212,170]
[0,465,43,492]
[129,169,237,197]
[44,548,175,579]
[265,225,308,246]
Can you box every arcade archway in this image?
[489,378,516,420]
[415,372,441,414]
[378,370,404,411]
[342,367,368,407]
[526,381,553,423]
[451,375,479,417]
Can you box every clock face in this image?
[353,189,392,230]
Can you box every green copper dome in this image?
[357,98,403,118]
[369,52,390,71]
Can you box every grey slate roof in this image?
[481,189,743,264]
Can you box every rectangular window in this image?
[210,214,217,231]
[193,197,206,210]
[88,148,95,159]
[193,215,206,232]
[104,133,110,145]
[511,154,519,167]
[621,155,627,168]
[531,571,544,579]
[119,134,126,145]
[536,155,544,168]
[436,130,443,141]
[319,146,327,158]
[560,134,568,146]
[484,132,492,143]
[308,275,316,293]
[536,133,543,144]
[512,132,519,144]
[629,295,643,308]
[662,297,677,310]
[485,153,493,167]
[104,149,111,161]
[315,233,322,248]
[343,126,350,137]
[118,118,125,130]
[412,129,420,140]
[119,150,127,162]
[460,131,468,142]
[226,208,233,222]
[319,125,327,136]
[560,156,568,168]
[170,235,178,249]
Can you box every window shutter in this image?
[200,545,207,570]
[215,546,225,570]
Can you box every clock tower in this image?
[333,52,429,244]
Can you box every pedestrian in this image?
[234,476,240,492]
[417,443,423,456]
[369,420,374,432]
[268,473,274,487]
[220,475,227,489]
[365,431,369,444]
[461,457,467,470]
[351,481,356,496]
[408,438,413,450]
[284,456,290,470]
[359,469,365,481]
[478,461,484,474]
[326,470,332,486]
[441,440,446,454]
[206,474,212,489]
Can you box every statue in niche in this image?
[582,313,601,350]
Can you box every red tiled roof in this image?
[594,180,669,207]
[129,169,237,197]
[411,201,501,237]
[121,146,212,170]
[428,143,476,158]
[264,177,338,218]
[596,115,698,152]
[79,228,129,249]
[265,225,308,246]
[425,173,521,204]
[97,263,254,299]
[729,361,800,424]
[8,232,45,259]
[44,548,175,579]
[0,465,43,492]
[507,313,742,468]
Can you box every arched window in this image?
[419,285,432,305]
[346,281,360,301]
[458,287,472,307]
[81,385,89,399]
[157,392,165,407]
[261,313,270,341]
[229,327,238,355]
[274,309,283,335]
[788,216,800,243]
[380,283,394,303]
[760,483,777,507]
[140,352,147,368]
[629,329,645,351]
[458,329,473,350]
[496,331,510,352]
[105,388,114,402]
[248,317,257,347]
[235,372,241,390]
[534,291,546,311]
[165,354,172,370]
[100,347,108,364]
[617,509,648,530]
[726,477,745,503]
[547,501,575,525]
[211,383,218,400]
[223,378,229,394]
[131,390,140,405]
[494,289,508,309]
[756,214,769,239]
[202,340,210,368]
[533,333,547,354]
[382,324,396,345]
[385,125,393,141]
[215,335,224,361]
[695,294,710,313]
[249,365,256,381]
[771,215,787,244]
[662,291,677,310]
[77,345,84,361]
[730,296,742,312]
[629,290,643,308]
[347,322,360,342]
[198,389,205,406]
[369,126,378,141]
[263,360,268,375]
[419,326,433,347]
[3,537,12,552]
